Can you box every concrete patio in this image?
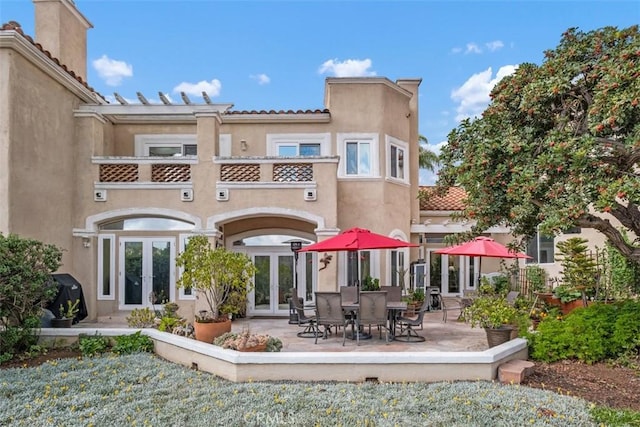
[39,303,529,383]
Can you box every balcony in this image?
[92,157,196,189]
[91,155,339,191]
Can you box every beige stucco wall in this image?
[7,51,80,270]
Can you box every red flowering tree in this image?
[434,25,640,263]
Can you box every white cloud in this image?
[485,40,504,52]
[451,65,518,121]
[318,58,376,77]
[173,79,222,97]
[465,43,482,54]
[250,74,271,85]
[92,55,133,86]
[452,40,505,55]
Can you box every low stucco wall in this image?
[38,328,529,383]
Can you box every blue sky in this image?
[2,0,638,184]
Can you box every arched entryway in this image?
[210,208,324,317]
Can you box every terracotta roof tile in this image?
[419,186,467,211]
[1,21,104,101]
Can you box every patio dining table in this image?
[342,301,407,340]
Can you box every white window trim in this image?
[337,132,380,178]
[386,135,409,184]
[266,133,331,157]
[178,233,197,300]
[134,134,197,156]
[387,229,410,286]
[97,234,115,300]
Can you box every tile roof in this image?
[419,186,467,211]
[1,20,104,100]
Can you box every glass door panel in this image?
[253,255,271,311]
[446,255,461,294]
[278,255,294,311]
[151,240,171,304]
[124,241,143,305]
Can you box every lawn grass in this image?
[0,352,632,426]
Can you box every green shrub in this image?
[126,308,156,328]
[0,234,62,359]
[528,300,640,363]
[158,316,184,333]
[0,234,63,324]
[0,316,42,363]
[78,333,110,357]
[112,331,154,355]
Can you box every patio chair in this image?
[506,291,520,306]
[380,285,402,302]
[443,290,477,323]
[395,297,429,342]
[340,285,358,326]
[290,292,322,339]
[314,292,351,345]
[357,291,391,345]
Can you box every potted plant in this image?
[361,276,380,291]
[51,299,79,328]
[528,306,548,330]
[553,237,595,314]
[175,235,256,343]
[553,285,584,314]
[213,330,283,352]
[460,295,520,347]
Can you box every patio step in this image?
[498,359,535,384]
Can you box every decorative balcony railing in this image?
[93,157,196,184]
[92,156,338,186]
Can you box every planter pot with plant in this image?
[51,299,79,328]
[213,330,283,352]
[175,235,256,343]
[460,295,520,348]
[552,237,596,314]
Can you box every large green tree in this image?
[435,25,640,263]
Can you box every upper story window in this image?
[386,135,408,183]
[526,231,555,264]
[337,133,379,178]
[135,134,197,157]
[277,143,321,157]
[267,133,330,157]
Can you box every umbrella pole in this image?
[355,250,360,303]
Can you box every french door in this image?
[248,251,296,316]
[427,250,479,296]
[119,237,175,309]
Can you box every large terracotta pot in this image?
[536,292,562,308]
[560,299,585,315]
[193,318,232,343]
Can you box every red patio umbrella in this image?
[299,227,417,298]
[299,227,418,253]
[435,236,531,283]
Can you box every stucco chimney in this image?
[33,0,92,80]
